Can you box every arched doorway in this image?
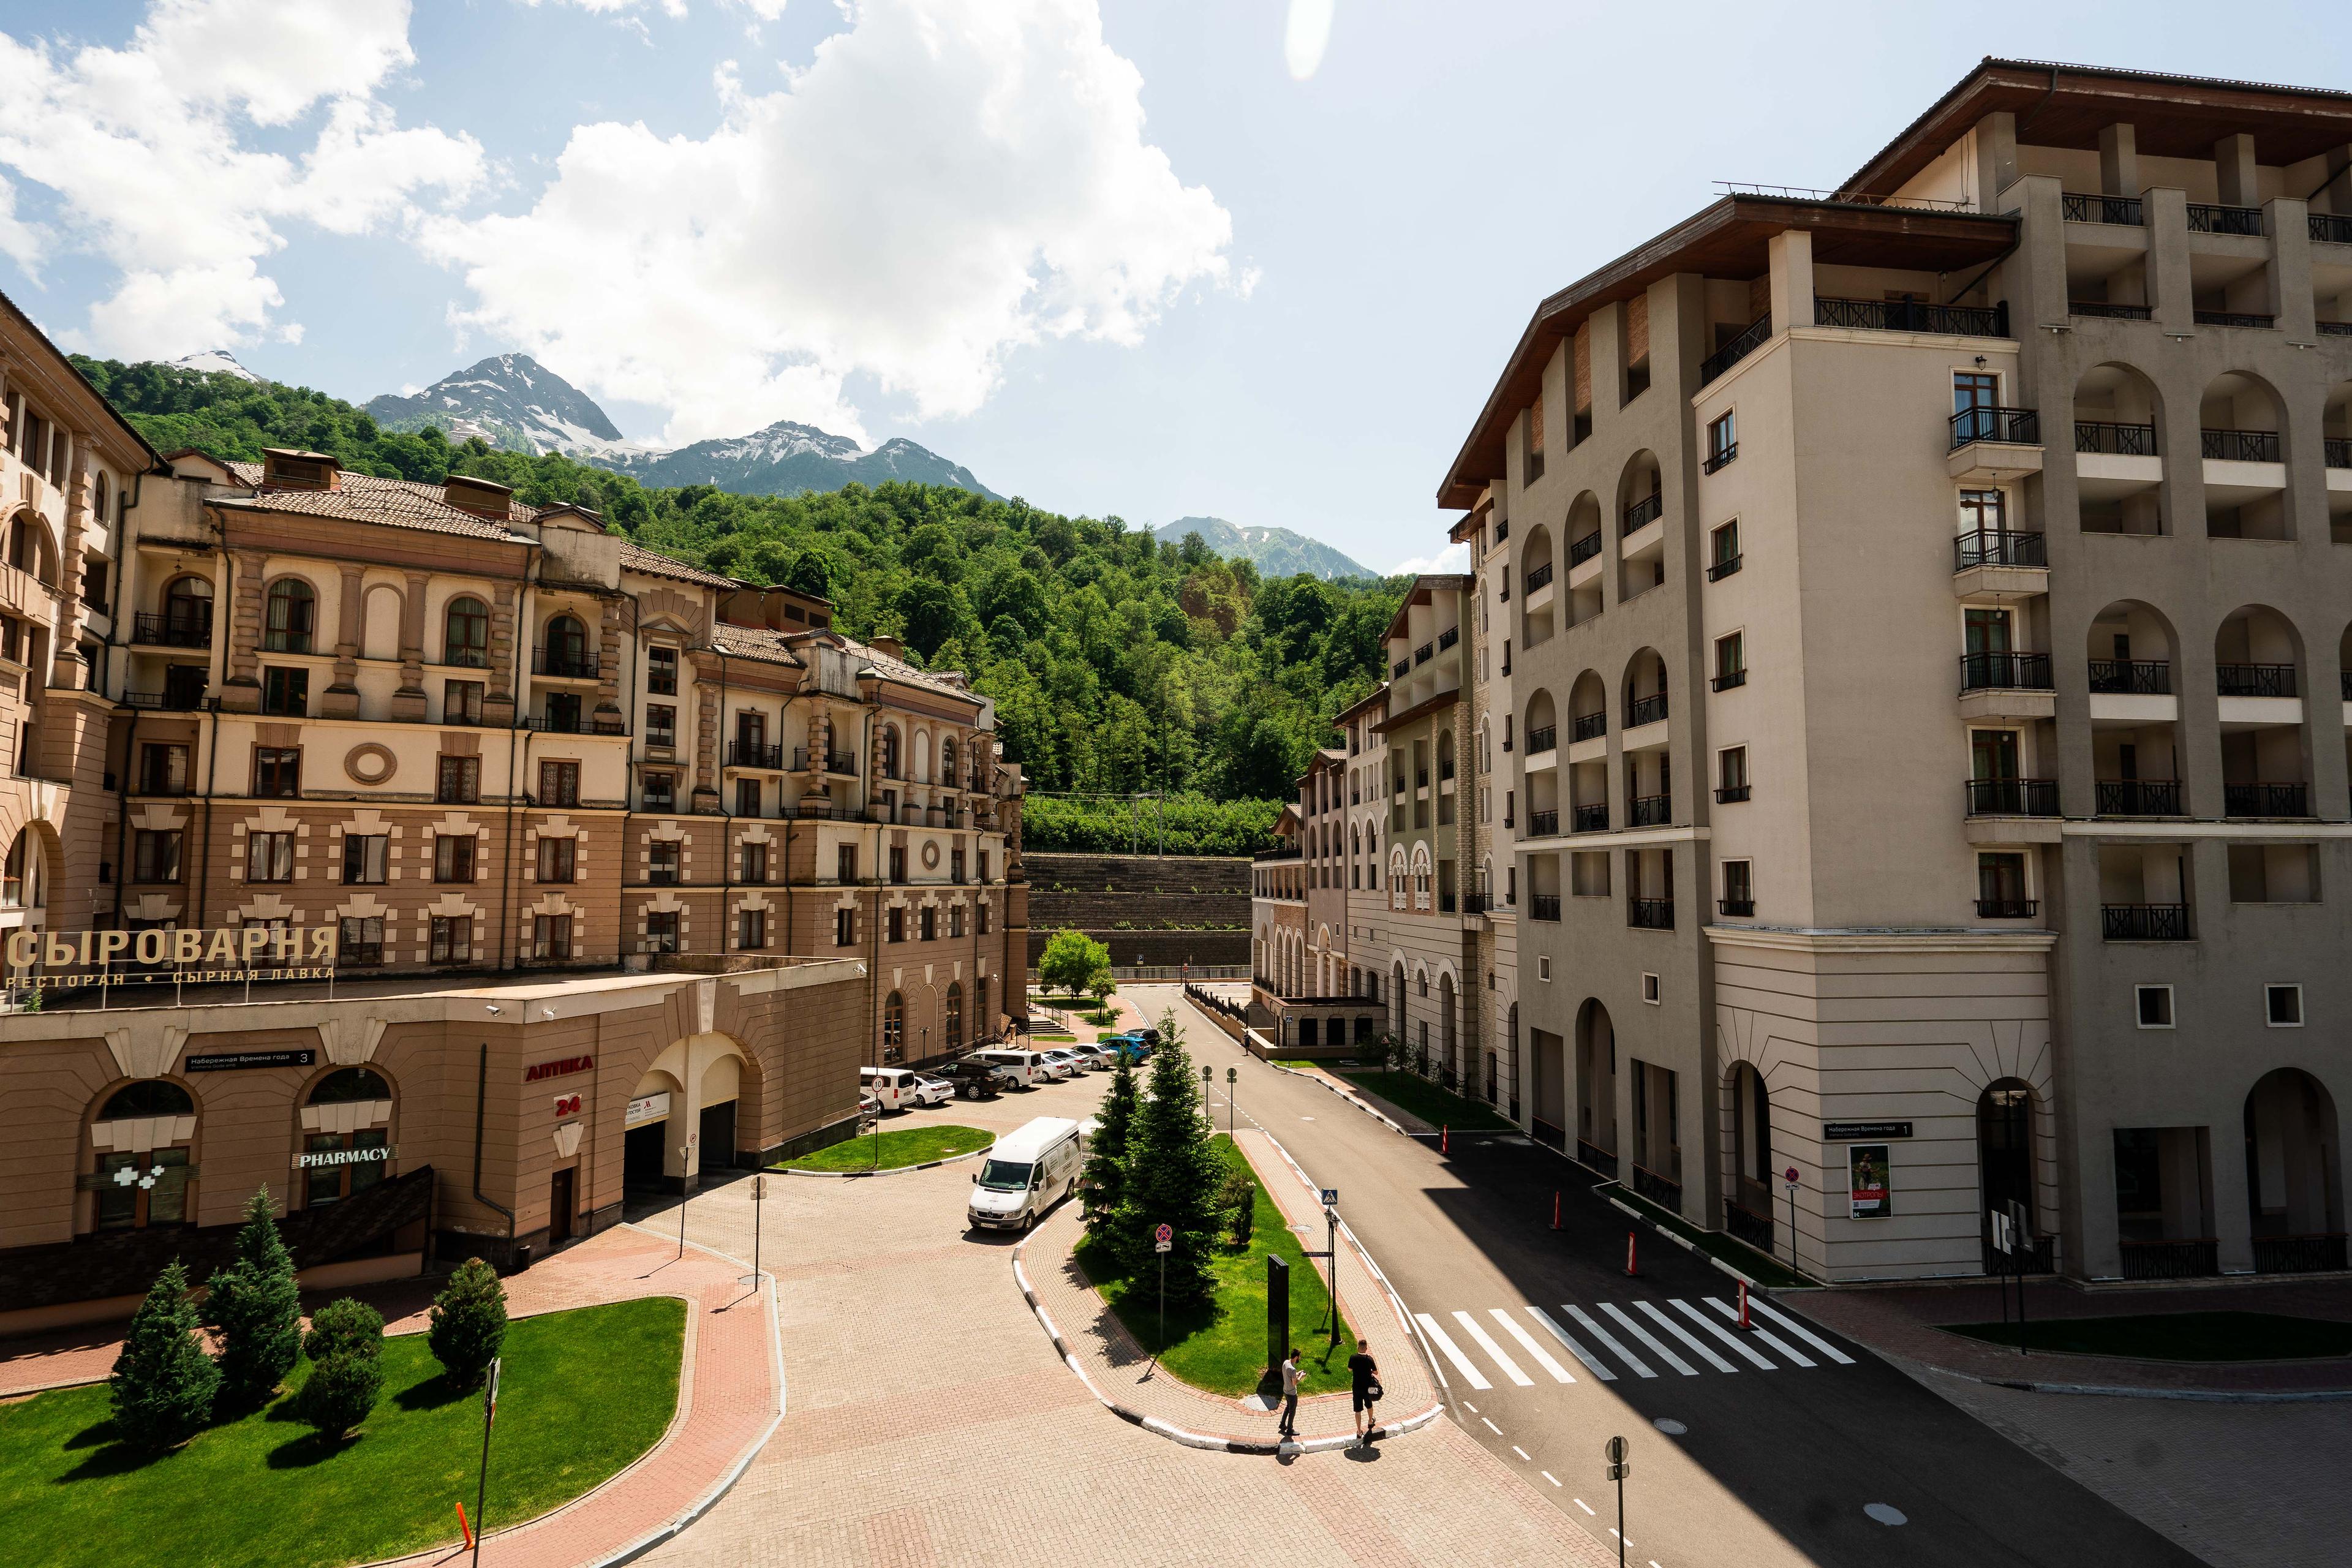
[1726,1062,1773,1247]
[1390,961,1406,1041]
[1977,1079,2049,1273]
[1438,972,1458,1088]
[1575,999,1616,1170]
[2245,1068,2345,1273]
[624,1069,685,1191]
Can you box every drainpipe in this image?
[717,649,734,954]
[189,533,230,927]
[497,541,542,971]
[473,1041,518,1265]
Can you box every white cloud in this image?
[1389,540,1468,577]
[1284,0,1334,81]
[424,0,1234,445]
[0,0,484,356]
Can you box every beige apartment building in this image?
[1438,59,2352,1284]
[0,295,1030,1324]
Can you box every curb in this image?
[1906,1353,2352,1404]
[1256,1058,1415,1138]
[1603,1193,1784,1293]
[775,1142,993,1179]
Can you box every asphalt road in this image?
[1131,985,2206,1568]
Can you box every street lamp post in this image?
[1226,1066,1237,1136]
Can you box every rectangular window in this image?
[437,755,481,805]
[888,846,907,884]
[919,905,937,941]
[837,843,858,883]
[835,907,856,947]
[646,646,677,695]
[430,915,473,963]
[536,836,577,884]
[443,679,483,725]
[642,772,675,812]
[646,703,676,749]
[1523,392,1545,484]
[738,908,766,949]
[734,777,761,818]
[1708,519,1741,580]
[1721,859,1754,915]
[247,831,294,883]
[434,833,476,884]
[2266,983,2304,1027]
[1977,852,2031,918]
[649,840,680,885]
[132,829,184,884]
[1705,410,1736,470]
[886,906,905,942]
[260,665,308,717]
[1712,630,1746,690]
[532,913,573,960]
[741,840,767,883]
[341,835,388,884]
[254,746,301,799]
[138,742,190,796]
[2136,984,2174,1028]
[1959,488,2006,534]
[951,847,966,883]
[337,916,385,967]
[539,760,579,807]
[644,911,679,954]
[976,902,991,935]
[949,905,966,938]
[978,851,990,883]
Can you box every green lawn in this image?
[777,1125,992,1172]
[1945,1310,2352,1361]
[1608,1183,1817,1290]
[1080,1009,1121,1027]
[1074,1137,1356,1397]
[1336,1070,1517,1132]
[0,1296,684,1568]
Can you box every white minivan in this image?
[968,1117,1085,1231]
[973,1048,1054,1088]
[860,1066,929,1111]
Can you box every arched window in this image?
[883,990,905,1062]
[94,472,110,520]
[941,736,959,785]
[93,1079,197,1232]
[100,1080,195,1120]
[880,727,901,780]
[263,578,315,653]
[444,596,489,668]
[164,574,214,642]
[544,614,588,675]
[2,830,26,907]
[945,982,963,1051]
[303,1067,394,1208]
[308,1067,392,1104]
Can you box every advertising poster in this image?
[1848,1144,1891,1219]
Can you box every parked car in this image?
[1099,1033,1154,1066]
[1035,1049,1080,1080]
[973,1047,1055,1087]
[967,1117,1085,1231]
[1061,1043,1109,1071]
[860,1066,933,1112]
[933,1060,1014,1099]
[857,1088,880,1120]
[910,1074,957,1107]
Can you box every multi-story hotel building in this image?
[0,295,1028,1325]
[1436,60,2352,1284]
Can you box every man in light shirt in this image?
[1278,1346,1301,1438]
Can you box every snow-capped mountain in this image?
[366,353,626,456]
[1154,516,1374,581]
[168,349,267,383]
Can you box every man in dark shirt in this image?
[1348,1339,1380,1443]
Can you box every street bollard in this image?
[1738,1278,1752,1330]
[1551,1189,1562,1231]
[1625,1231,1638,1277]
[1441,1124,1449,1155]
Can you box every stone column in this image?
[595,598,624,727]
[322,563,363,719]
[484,582,519,725]
[217,548,266,712]
[692,662,719,810]
[391,569,428,722]
[48,436,91,688]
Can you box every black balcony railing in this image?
[1815,295,2008,337]
[1570,711,1606,743]
[1718,898,1755,918]
[1529,894,1562,921]
[2096,778,2183,816]
[1959,651,2052,692]
[123,688,203,711]
[2103,903,2191,941]
[1528,809,1559,837]
[2087,658,2170,695]
[2328,437,2352,469]
[1708,552,1743,581]
[1414,641,1433,666]
[1622,493,1663,534]
[2201,427,2282,462]
[1724,1199,1774,1251]
[728,740,784,769]
[2323,322,2352,338]
[2186,202,2263,236]
[2069,301,2153,320]
[2225,782,2309,818]
[1415,767,1430,790]
[1526,725,1557,754]
[1461,892,1491,915]
[2311,213,2352,246]
[1392,659,1409,679]
[2252,1234,2350,1274]
[1954,529,2046,570]
[1629,793,1670,827]
[1631,1164,1683,1210]
[1568,529,1602,567]
[1703,442,1738,473]
[1714,783,1751,803]
[2119,1238,2219,1280]
[1699,312,1771,385]
[2075,420,2158,455]
[1438,625,1460,652]
[2195,309,2275,329]
[1626,693,1667,728]
[527,712,626,736]
[1975,898,2038,919]
[534,647,598,678]
[2215,662,2296,698]
[1951,405,2040,448]
[1966,777,2059,816]
[1525,560,1556,594]
[1628,897,1673,930]
[132,611,213,648]
[2062,192,2144,226]
[1438,892,1457,914]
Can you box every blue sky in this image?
[3,1,2348,571]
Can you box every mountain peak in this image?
[1156,516,1373,581]
[366,353,623,453]
[167,349,267,383]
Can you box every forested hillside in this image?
[74,357,1403,824]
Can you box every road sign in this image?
[1782,1165,1800,1190]
[1155,1222,1172,1244]
[1991,1208,2013,1254]
[1155,1239,1172,1253]
[1320,1188,1338,1206]
[1603,1434,1629,1466]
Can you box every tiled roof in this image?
[711,622,805,668]
[620,542,741,590]
[218,462,536,542]
[832,634,978,704]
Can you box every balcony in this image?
[1528,809,1559,837]
[131,611,212,649]
[2328,437,2352,468]
[2070,301,2152,321]
[1702,442,1738,474]
[2120,1238,2219,1280]
[2186,202,2262,236]
[2225,782,2309,818]
[533,647,599,679]
[1950,406,2039,450]
[728,741,785,769]
[1707,552,1742,582]
[1525,560,1555,594]
[1710,669,1746,692]
[2096,779,2184,816]
[1529,894,1561,922]
[1525,725,1557,755]
[527,712,626,736]
[1698,312,1770,386]
[1950,407,2042,483]
[2062,192,2144,226]
[1627,897,1673,930]
[2076,420,2158,456]
[2202,428,2282,463]
[123,688,203,712]
[1438,625,1459,653]
[1959,651,2053,693]
[1718,898,1755,917]
[1438,892,1457,914]
[1461,892,1491,915]
[2216,663,2296,698]
[2194,310,2275,330]
[1567,530,1602,568]
[1714,784,1750,803]
[1570,711,1607,744]
[1392,659,1409,680]
[1815,296,2008,337]
[1966,778,2059,816]
[1629,793,1670,827]
[2312,213,2352,246]
[1622,493,1663,535]
[1572,804,1610,834]
[1952,530,2047,597]
[2103,903,2191,941]
[1625,693,1668,729]
[2253,1234,2350,1274]
[2088,659,2171,695]
[1975,898,2038,919]
[1414,641,1433,666]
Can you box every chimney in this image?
[441,473,515,519]
[869,634,905,660]
[260,447,340,491]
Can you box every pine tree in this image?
[206,1186,302,1406]
[1080,1052,1140,1223]
[1110,1011,1223,1308]
[109,1261,219,1449]
[427,1257,508,1389]
[296,1297,385,1438]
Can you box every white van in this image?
[968,1117,1085,1231]
[973,1048,1053,1088]
[860,1066,937,1111]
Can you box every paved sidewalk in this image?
[1018,1127,1436,1449]
[1788,1272,2352,1395]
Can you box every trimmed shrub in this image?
[296,1297,385,1438]
[1216,1166,1256,1247]
[109,1260,220,1450]
[427,1257,509,1389]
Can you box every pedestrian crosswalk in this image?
[1412,1297,1854,1388]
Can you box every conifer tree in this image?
[206,1186,302,1406]
[427,1257,508,1389]
[109,1261,219,1449]
[296,1297,385,1438]
[1110,1012,1223,1307]
[1080,1051,1140,1222]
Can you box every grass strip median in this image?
[1945,1310,2352,1362]
[0,1295,684,1568]
[1608,1181,1817,1289]
[1335,1069,1517,1132]
[777,1124,992,1172]
[1073,1137,1356,1397]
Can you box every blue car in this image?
[1099,1033,1154,1066]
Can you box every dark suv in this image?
[933,1059,1017,1099]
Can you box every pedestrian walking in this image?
[1348,1339,1381,1444]
[1278,1346,1302,1438]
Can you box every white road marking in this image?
[1489,1307,1575,1382]
[1604,1302,1705,1376]
[1570,1304,1661,1378]
[1416,1313,1493,1389]
[1747,1298,1858,1363]
[1482,1417,1503,1435]
[1453,1310,1535,1386]
[1461,1400,1478,1413]
[1527,1305,1616,1381]
[1542,1471,1561,1487]
[1630,1299,1734,1373]
[1673,1297,1777,1369]
[1574,1498,1596,1516]
[1703,1297,1815,1366]
[1609,1528,1635,1546]
[1512,1444,1531,1461]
